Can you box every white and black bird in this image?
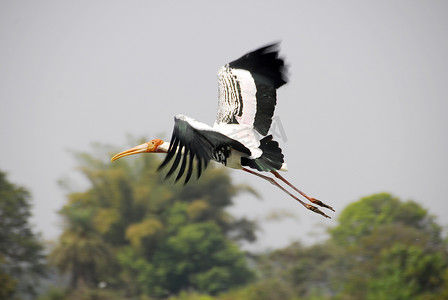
[111,43,334,218]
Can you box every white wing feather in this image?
[215,65,257,127]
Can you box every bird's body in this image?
[171,114,287,172]
[112,43,334,218]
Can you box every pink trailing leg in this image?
[242,168,331,219]
[271,171,334,212]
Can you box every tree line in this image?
[1,142,447,299]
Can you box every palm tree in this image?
[49,206,112,289]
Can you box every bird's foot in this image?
[306,204,331,219]
[309,197,335,212]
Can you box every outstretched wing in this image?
[158,115,251,184]
[215,43,288,136]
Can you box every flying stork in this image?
[111,43,334,218]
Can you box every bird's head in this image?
[111,139,168,162]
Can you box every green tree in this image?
[0,170,46,299]
[55,141,256,297]
[152,222,253,295]
[253,241,340,300]
[329,193,442,247]
[49,206,112,290]
[367,244,446,300]
[328,193,446,300]
[250,193,448,300]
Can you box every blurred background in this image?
[1,1,447,299]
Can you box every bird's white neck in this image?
[158,141,170,153]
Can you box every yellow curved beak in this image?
[111,143,150,162]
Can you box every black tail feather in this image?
[241,135,284,172]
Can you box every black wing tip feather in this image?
[229,42,288,89]
[157,117,214,185]
[158,117,252,184]
[159,144,198,185]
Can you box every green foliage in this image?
[326,193,446,300]
[329,193,441,246]
[52,141,256,298]
[367,244,446,300]
[38,285,124,300]
[0,170,46,299]
[0,261,17,300]
[49,206,113,289]
[251,193,448,300]
[254,241,339,299]
[151,222,253,295]
[37,286,66,300]
[49,141,448,300]
[167,291,215,300]
[229,278,295,300]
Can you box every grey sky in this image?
[1,1,447,250]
